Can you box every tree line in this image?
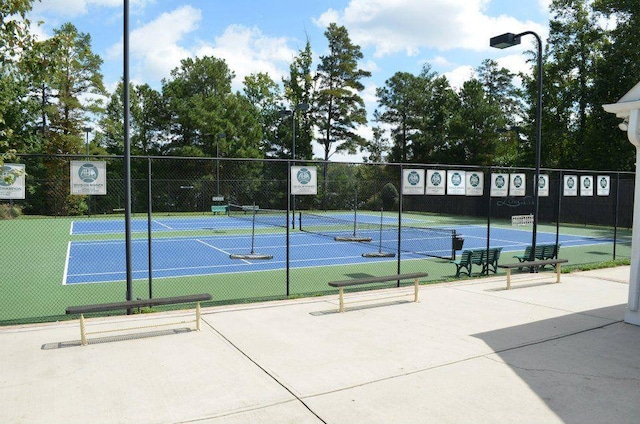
[2,0,639,175]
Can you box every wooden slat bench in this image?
[497,259,568,290]
[65,293,212,346]
[328,272,428,313]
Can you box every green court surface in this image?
[0,214,631,325]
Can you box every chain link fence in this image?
[0,154,633,324]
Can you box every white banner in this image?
[465,171,484,196]
[447,170,466,195]
[0,163,26,199]
[597,175,610,196]
[70,161,107,195]
[491,173,508,197]
[580,175,594,196]
[509,173,526,196]
[402,169,425,195]
[426,170,446,195]
[291,166,317,195]
[564,175,578,196]
[538,174,549,197]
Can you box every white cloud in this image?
[443,65,475,90]
[106,6,201,82]
[314,0,547,57]
[195,25,297,90]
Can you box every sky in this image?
[28,0,552,161]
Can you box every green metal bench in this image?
[211,205,228,214]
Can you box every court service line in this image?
[196,239,252,264]
[152,219,173,230]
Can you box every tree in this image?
[243,72,284,158]
[375,71,423,162]
[449,79,504,166]
[314,24,371,160]
[283,40,314,160]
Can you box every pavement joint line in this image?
[301,319,625,401]
[172,399,302,424]
[202,318,328,424]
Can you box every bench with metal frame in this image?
[498,259,568,290]
[65,293,212,346]
[513,243,561,263]
[328,272,428,313]
[451,248,503,277]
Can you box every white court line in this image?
[61,242,71,285]
[153,219,173,230]
[195,239,252,264]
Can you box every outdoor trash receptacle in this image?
[453,236,464,251]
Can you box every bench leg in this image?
[556,264,562,284]
[338,287,344,313]
[414,278,419,302]
[506,269,512,290]
[196,302,201,331]
[80,314,87,346]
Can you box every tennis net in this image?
[228,203,289,228]
[298,211,457,259]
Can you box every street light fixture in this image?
[491,31,543,263]
[83,126,92,156]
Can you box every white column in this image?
[626,109,640,324]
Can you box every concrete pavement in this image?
[1,266,638,423]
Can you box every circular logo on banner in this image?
[451,172,462,186]
[0,165,16,186]
[469,173,480,187]
[567,177,575,189]
[495,175,506,188]
[538,176,546,189]
[78,163,99,183]
[513,175,523,188]
[583,177,591,188]
[431,172,442,186]
[407,171,420,186]
[599,177,608,189]
[296,168,312,185]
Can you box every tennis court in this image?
[64,213,613,285]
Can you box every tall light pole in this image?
[491,31,543,263]
[216,133,225,197]
[281,103,310,228]
[83,126,92,156]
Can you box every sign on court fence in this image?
[426,170,446,195]
[597,176,611,196]
[402,169,425,195]
[70,161,107,195]
[0,163,25,199]
[291,166,317,195]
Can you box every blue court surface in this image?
[63,216,612,285]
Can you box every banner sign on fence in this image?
[402,169,425,195]
[291,166,317,195]
[580,175,594,196]
[597,175,610,196]
[0,163,26,199]
[563,175,578,196]
[70,161,106,195]
[447,170,466,195]
[538,174,549,197]
[426,170,446,195]
[491,173,508,197]
[465,171,484,196]
[509,173,526,196]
